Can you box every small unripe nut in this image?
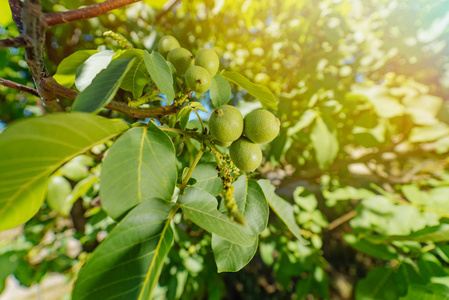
[158,35,180,58]
[209,105,244,143]
[244,109,280,144]
[185,66,212,94]
[167,47,194,76]
[229,137,262,172]
[194,48,219,77]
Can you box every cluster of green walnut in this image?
[209,105,280,172]
[158,35,280,173]
[158,35,217,93]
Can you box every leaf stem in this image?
[179,146,204,194]
[191,108,205,133]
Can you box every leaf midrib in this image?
[137,204,178,300]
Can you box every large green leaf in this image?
[54,50,98,88]
[178,187,256,247]
[117,49,149,98]
[191,163,223,197]
[101,124,177,220]
[0,1,13,26]
[209,74,231,108]
[287,109,317,136]
[310,116,339,169]
[75,50,115,92]
[72,199,176,300]
[72,57,135,113]
[356,267,399,300]
[212,177,268,272]
[0,113,129,231]
[221,71,277,110]
[143,50,175,102]
[258,179,307,243]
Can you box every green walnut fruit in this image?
[214,140,232,147]
[158,35,180,58]
[167,47,194,76]
[244,109,281,144]
[195,48,219,77]
[47,176,72,215]
[185,66,212,94]
[229,137,262,172]
[209,105,244,142]
[60,161,89,181]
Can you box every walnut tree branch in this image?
[0,78,40,97]
[21,0,63,112]
[9,0,23,33]
[45,0,142,27]
[41,77,180,119]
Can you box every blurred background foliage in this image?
[1,0,449,299]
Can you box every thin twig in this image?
[0,77,40,97]
[105,101,179,118]
[326,210,356,231]
[40,76,180,118]
[0,36,30,48]
[45,0,142,27]
[155,0,181,21]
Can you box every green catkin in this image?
[103,31,132,49]
[214,153,246,225]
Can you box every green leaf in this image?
[178,187,256,247]
[418,253,447,280]
[0,113,128,231]
[395,262,425,296]
[117,49,149,98]
[101,124,177,220]
[343,234,398,260]
[0,1,13,26]
[75,50,115,92]
[46,176,72,216]
[402,284,449,300]
[72,199,176,300]
[222,71,277,110]
[54,50,98,88]
[287,109,317,136]
[234,177,269,235]
[0,253,18,294]
[72,57,135,113]
[212,235,258,273]
[209,74,231,108]
[65,175,98,214]
[189,101,208,112]
[356,267,399,300]
[409,122,449,143]
[351,85,404,118]
[191,163,222,197]
[144,0,169,9]
[394,225,449,242]
[169,106,192,130]
[258,179,307,243]
[144,50,175,102]
[310,116,339,169]
[295,276,313,300]
[212,177,268,272]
